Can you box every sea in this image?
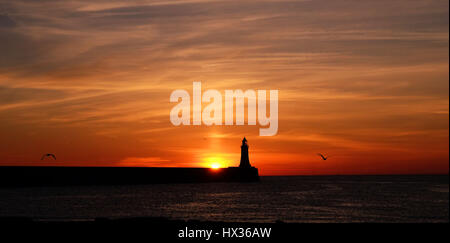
[0,175,448,223]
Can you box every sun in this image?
[203,156,227,169]
[211,163,221,170]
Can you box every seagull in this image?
[317,153,328,160]
[41,153,56,160]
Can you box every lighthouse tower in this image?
[239,137,252,168]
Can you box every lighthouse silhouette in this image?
[239,137,252,168]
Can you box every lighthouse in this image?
[239,137,252,168]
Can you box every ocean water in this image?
[0,175,448,223]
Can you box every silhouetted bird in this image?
[41,153,56,160]
[317,153,328,160]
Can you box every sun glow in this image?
[204,156,227,169]
[211,163,221,170]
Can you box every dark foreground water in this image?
[0,175,448,223]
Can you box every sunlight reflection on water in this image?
[0,175,448,223]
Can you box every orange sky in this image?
[0,0,448,175]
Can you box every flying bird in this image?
[317,153,329,160]
[41,153,56,160]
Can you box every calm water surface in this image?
[0,175,448,223]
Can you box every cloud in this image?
[119,156,171,166]
[0,14,16,28]
[0,85,66,107]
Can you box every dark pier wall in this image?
[0,166,259,187]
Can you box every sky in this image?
[0,0,448,175]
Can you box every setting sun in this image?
[210,163,221,170]
[203,156,228,169]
